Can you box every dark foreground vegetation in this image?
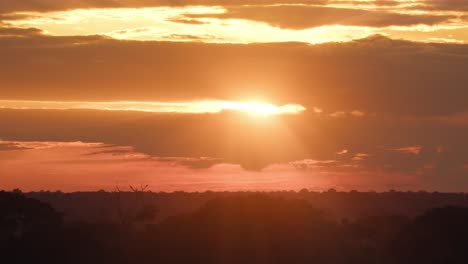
[2,190,468,264]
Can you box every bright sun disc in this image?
[233,102,279,116]
[245,103,279,116]
[220,101,305,116]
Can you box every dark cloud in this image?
[175,157,224,169]
[413,0,468,12]
[84,148,134,156]
[0,0,466,18]
[0,108,466,188]
[187,5,455,29]
[0,13,39,21]
[332,0,402,7]
[0,34,467,117]
[328,0,468,12]
[0,27,43,37]
[167,18,207,25]
[0,0,327,14]
[372,0,401,6]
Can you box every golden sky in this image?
[2,1,468,43]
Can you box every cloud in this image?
[331,0,468,12]
[330,111,346,118]
[392,146,422,155]
[1,0,466,14]
[0,100,306,115]
[413,0,468,12]
[2,140,400,192]
[0,142,32,151]
[84,146,139,156]
[329,110,366,118]
[336,149,348,155]
[0,34,467,188]
[167,17,207,25]
[186,5,456,29]
[0,13,39,21]
[351,153,370,161]
[0,106,467,171]
[0,0,327,14]
[428,112,468,127]
[0,140,103,150]
[0,1,467,191]
[158,157,224,169]
[2,4,466,44]
[290,159,337,170]
[161,33,218,42]
[0,26,42,37]
[329,0,402,7]
[372,0,401,6]
[0,34,467,116]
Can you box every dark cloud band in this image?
[186,5,456,29]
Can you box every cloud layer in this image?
[0,0,467,191]
[187,5,456,29]
[1,1,467,43]
[1,34,467,116]
[0,105,467,190]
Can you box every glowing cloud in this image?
[0,100,306,115]
[2,4,467,44]
[3,7,379,44]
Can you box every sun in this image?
[218,100,306,116]
[219,101,280,116]
[241,102,281,116]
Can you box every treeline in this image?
[2,191,468,264]
[26,189,468,223]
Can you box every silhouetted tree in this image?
[0,191,63,263]
[156,195,341,264]
[392,206,468,264]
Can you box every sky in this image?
[0,0,467,192]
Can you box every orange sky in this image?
[2,1,468,43]
[0,0,467,192]
[0,141,420,192]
